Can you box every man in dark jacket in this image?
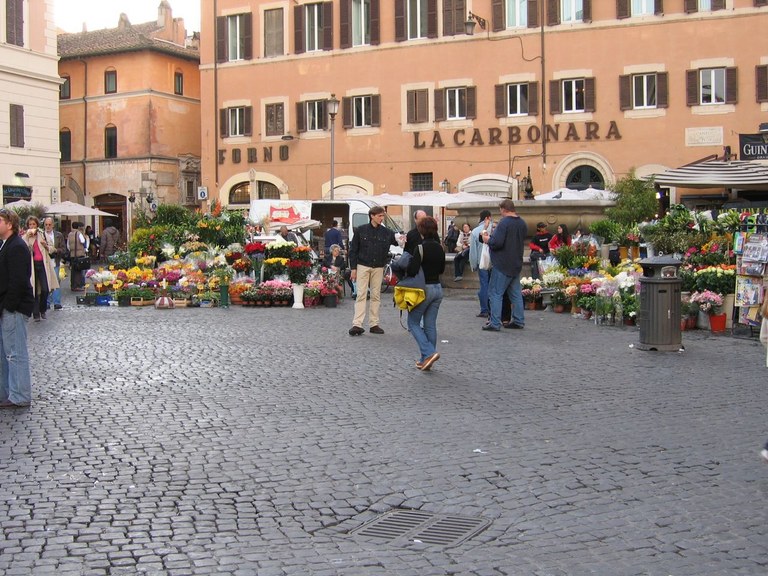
[482,199,527,332]
[348,205,398,336]
[0,208,34,407]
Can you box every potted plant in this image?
[550,290,570,313]
[576,294,596,319]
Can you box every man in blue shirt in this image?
[324,220,343,254]
[482,199,527,331]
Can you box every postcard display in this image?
[734,217,768,326]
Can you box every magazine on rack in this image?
[735,276,763,307]
[742,234,768,262]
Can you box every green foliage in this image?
[107,250,133,269]
[576,294,596,311]
[639,204,708,255]
[116,286,155,300]
[589,219,622,244]
[552,245,579,270]
[153,204,196,227]
[605,171,658,225]
[10,202,48,224]
[128,225,187,258]
[679,267,696,292]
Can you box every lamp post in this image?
[327,94,340,200]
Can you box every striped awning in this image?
[650,160,768,190]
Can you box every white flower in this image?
[161,243,176,258]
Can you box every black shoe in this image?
[476,312,488,318]
[54,304,62,310]
[40,313,46,320]
[349,326,365,336]
[505,323,524,329]
[482,323,501,331]
[369,325,385,334]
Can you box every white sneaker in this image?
[454,276,463,281]
[761,448,768,463]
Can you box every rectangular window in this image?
[264,8,284,57]
[60,76,71,100]
[105,70,117,94]
[633,74,657,108]
[174,72,183,95]
[352,0,371,46]
[507,0,528,27]
[60,130,72,162]
[700,68,725,104]
[306,100,326,131]
[507,83,529,115]
[699,0,712,10]
[105,126,117,158]
[305,3,323,52]
[10,104,24,148]
[228,14,247,60]
[229,107,247,136]
[407,89,429,123]
[266,103,285,136]
[6,0,23,47]
[410,172,433,192]
[561,0,584,22]
[562,79,585,112]
[352,96,373,127]
[632,0,654,14]
[446,87,467,120]
[408,0,428,39]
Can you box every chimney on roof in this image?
[158,0,172,27]
[118,13,131,30]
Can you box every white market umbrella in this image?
[45,200,116,217]
[650,160,768,190]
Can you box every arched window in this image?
[104,125,117,158]
[229,180,281,204]
[258,181,280,199]
[229,182,250,204]
[565,165,605,190]
[60,128,71,162]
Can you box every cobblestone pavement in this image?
[1,289,766,576]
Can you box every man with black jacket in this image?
[348,205,398,336]
[0,208,34,407]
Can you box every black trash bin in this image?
[636,256,683,351]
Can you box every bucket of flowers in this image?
[550,289,570,313]
[303,280,323,307]
[690,290,725,332]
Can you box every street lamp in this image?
[522,167,534,200]
[327,94,340,200]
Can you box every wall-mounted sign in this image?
[2,185,32,199]
[739,133,768,161]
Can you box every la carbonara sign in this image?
[413,121,622,148]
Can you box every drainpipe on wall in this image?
[213,0,219,195]
[79,58,88,203]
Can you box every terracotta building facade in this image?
[58,1,201,238]
[200,1,768,212]
[1,0,61,207]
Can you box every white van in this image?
[248,199,403,254]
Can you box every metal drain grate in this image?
[352,509,490,547]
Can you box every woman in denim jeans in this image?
[405,216,445,371]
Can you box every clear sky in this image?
[54,0,201,34]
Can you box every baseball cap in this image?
[536,222,547,229]
[478,210,491,222]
